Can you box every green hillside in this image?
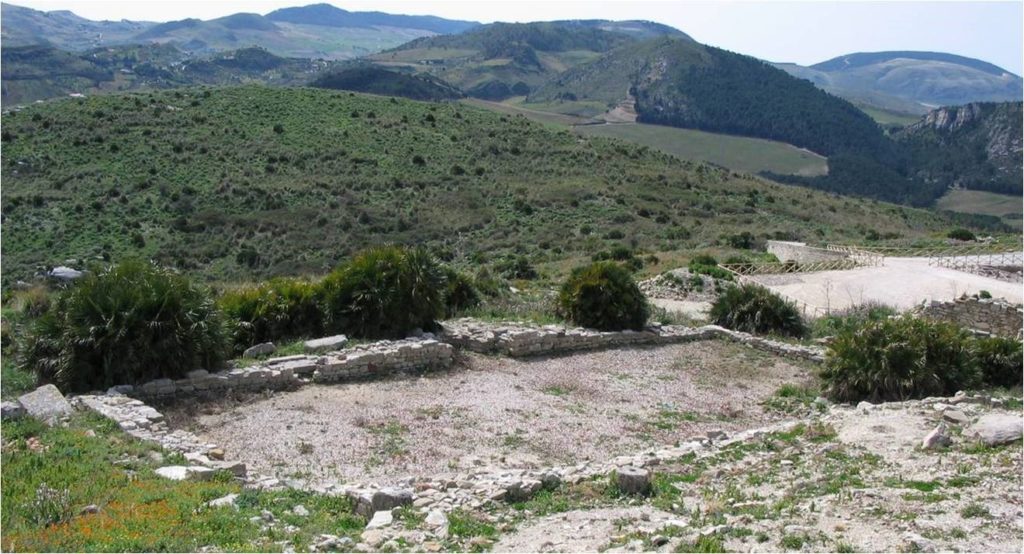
[898,102,1023,196]
[531,37,890,158]
[575,123,829,176]
[310,66,463,101]
[1,45,344,105]
[1,86,956,285]
[366,21,683,100]
[936,189,1022,229]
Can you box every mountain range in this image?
[1,2,478,59]
[1,2,1020,212]
[776,51,1023,116]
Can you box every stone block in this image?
[243,342,276,358]
[17,384,74,425]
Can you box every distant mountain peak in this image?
[811,51,1017,78]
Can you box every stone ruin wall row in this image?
[112,320,825,403]
[918,297,1023,339]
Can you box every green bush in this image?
[947,228,976,241]
[810,302,898,338]
[442,268,481,317]
[218,277,323,353]
[495,256,538,280]
[688,253,733,281]
[821,316,980,402]
[973,336,1023,388]
[320,246,446,339]
[557,261,649,331]
[20,260,226,392]
[710,283,806,337]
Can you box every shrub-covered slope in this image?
[1,45,345,105]
[0,86,954,284]
[310,66,463,101]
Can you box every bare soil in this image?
[749,256,1023,312]
[171,342,813,484]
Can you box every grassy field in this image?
[460,97,593,127]
[859,105,923,127]
[1,413,369,552]
[467,99,830,176]
[0,85,963,287]
[574,123,830,177]
[936,189,1023,228]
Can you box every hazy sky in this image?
[9,1,1024,73]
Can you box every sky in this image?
[8,0,1024,73]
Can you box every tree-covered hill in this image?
[531,37,890,158]
[366,21,685,100]
[898,102,1023,196]
[0,86,956,284]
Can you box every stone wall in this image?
[918,297,1024,338]
[99,320,822,404]
[440,319,824,362]
[766,240,848,264]
[123,337,454,402]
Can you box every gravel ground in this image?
[172,342,813,484]
[749,256,1023,312]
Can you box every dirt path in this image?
[173,342,813,485]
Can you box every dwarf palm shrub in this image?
[442,268,481,318]
[218,277,323,353]
[821,316,980,402]
[20,260,226,392]
[710,283,806,337]
[320,246,446,339]
[557,261,649,331]
[973,336,1023,388]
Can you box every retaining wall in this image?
[918,297,1023,338]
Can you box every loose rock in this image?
[966,414,1023,446]
[615,467,651,495]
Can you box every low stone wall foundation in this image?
[918,296,1023,338]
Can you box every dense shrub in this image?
[20,260,226,392]
[947,228,976,241]
[442,268,481,317]
[973,336,1023,388]
[688,253,733,281]
[810,302,898,338]
[592,246,643,271]
[218,277,323,353]
[320,246,446,339]
[821,316,980,402]
[710,283,806,337]
[557,261,649,331]
[495,256,538,280]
